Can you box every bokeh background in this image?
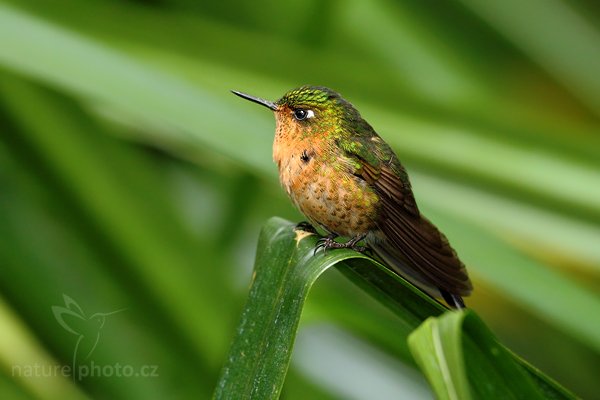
[1,0,599,399]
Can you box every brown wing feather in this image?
[359,161,472,296]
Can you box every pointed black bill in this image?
[231,90,278,111]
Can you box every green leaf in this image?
[408,311,569,400]
[213,217,441,399]
[410,312,472,400]
[214,218,574,399]
[213,218,363,399]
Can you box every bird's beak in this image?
[231,90,278,111]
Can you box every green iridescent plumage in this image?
[276,86,404,179]
[276,86,343,108]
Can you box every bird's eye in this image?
[293,109,314,121]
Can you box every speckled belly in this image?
[284,162,380,237]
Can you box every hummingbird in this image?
[232,86,472,309]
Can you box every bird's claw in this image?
[314,236,337,255]
[313,234,368,255]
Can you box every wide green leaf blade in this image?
[214,217,574,399]
[408,312,472,400]
[408,310,573,400]
[213,218,370,399]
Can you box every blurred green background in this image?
[1,0,599,399]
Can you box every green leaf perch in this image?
[214,218,575,400]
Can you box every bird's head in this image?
[232,85,360,139]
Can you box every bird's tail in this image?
[367,236,466,309]
[440,290,466,309]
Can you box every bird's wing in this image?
[342,136,472,295]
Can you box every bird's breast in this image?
[273,138,379,237]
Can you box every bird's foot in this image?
[314,233,368,255]
[295,221,318,234]
[314,233,338,255]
